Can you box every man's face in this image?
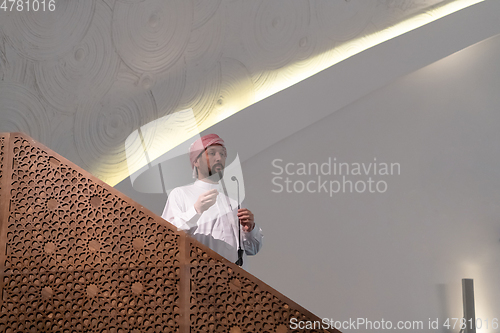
[194,144,227,180]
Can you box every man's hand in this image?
[194,189,218,214]
[237,208,255,232]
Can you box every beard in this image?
[210,163,224,180]
[211,163,224,175]
[200,163,224,181]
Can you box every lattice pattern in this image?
[0,133,336,333]
[0,135,4,209]
[189,244,327,333]
[1,136,181,333]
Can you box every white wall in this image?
[241,34,500,331]
[117,30,500,332]
[110,2,500,331]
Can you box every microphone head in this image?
[231,176,237,181]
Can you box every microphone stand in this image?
[231,176,243,267]
[218,172,243,266]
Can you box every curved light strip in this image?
[119,0,484,186]
[253,0,484,103]
[187,0,487,146]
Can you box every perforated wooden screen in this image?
[0,133,337,333]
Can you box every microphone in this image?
[231,176,240,210]
[232,176,243,266]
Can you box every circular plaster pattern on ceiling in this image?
[0,40,4,77]
[192,0,222,29]
[112,0,193,73]
[312,0,376,42]
[241,0,311,70]
[213,58,255,118]
[74,73,158,183]
[180,63,221,126]
[250,31,325,95]
[114,0,145,3]
[0,81,50,143]
[0,0,94,61]
[186,7,225,70]
[149,61,187,117]
[0,47,34,86]
[35,1,120,113]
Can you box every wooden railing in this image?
[0,133,338,333]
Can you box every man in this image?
[161,134,263,267]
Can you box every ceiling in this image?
[0,0,489,185]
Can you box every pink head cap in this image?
[189,134,225,169]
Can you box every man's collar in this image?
[194,179,220,190]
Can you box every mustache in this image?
[212,163,224,169]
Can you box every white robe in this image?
[161,179,263,268]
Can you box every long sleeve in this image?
[161,181,263,267]
[242,222,263,256]
[161,188,200,232]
